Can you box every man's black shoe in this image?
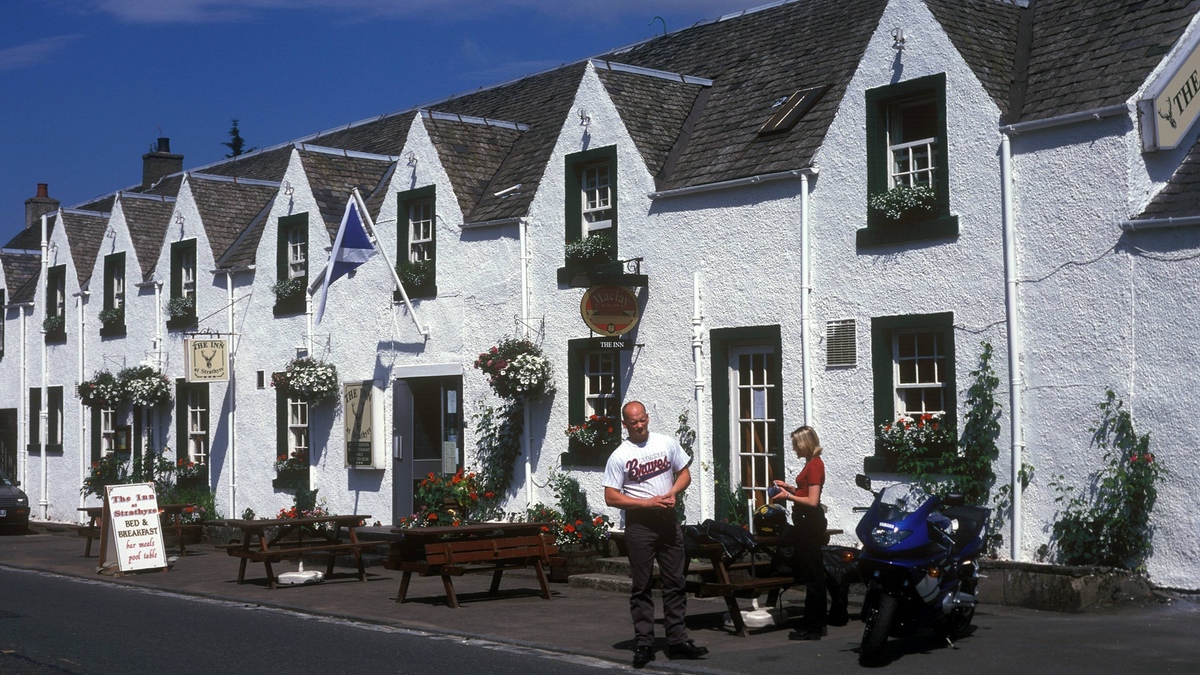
[667,640,709,659]
[632,645,655,668]
[788,626,827,641]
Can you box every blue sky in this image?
[0,0,761,247]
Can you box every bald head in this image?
[621,401,650,443]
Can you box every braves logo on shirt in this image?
[625,456,671,483]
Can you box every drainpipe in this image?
[76,289,87,514]
[18,304,29,490]
[39,213,49,520]
[154,281,163,369]
[223,270,238,517]
[692,272,707,520]
[800,173,814,426]
[1000,133,1025,560]
[519,218,534,508]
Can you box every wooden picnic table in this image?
[75,503,203,558]
[385,522,557,608]
[212,514,371,589]
[684,529,843,637]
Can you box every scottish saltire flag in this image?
[314,196,378,324]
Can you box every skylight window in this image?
[758,85,829,135]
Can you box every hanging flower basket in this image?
[271,357,339,404]
[473,337,554,401]
[77,370,122,408]
[565,415,622,453]
[118,365,172,407]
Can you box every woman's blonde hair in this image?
[791,425,823,460]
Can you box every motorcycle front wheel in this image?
[860,592,898,665]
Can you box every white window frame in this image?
[729,346,778,524]
[112,265,125,311]
[887,98,937,189]
[580,163,612,233]
[892,329,947,418]
[288,397,309,459]
[187,388,208,465]
[584,351,619,419]
[287,226,307,280]
[100,408,117,457]
[181,249,196,300]
[408,199,434,263]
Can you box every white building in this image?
[3,0,1200,588]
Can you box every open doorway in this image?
[392,375,462,524]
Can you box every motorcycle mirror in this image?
[855,473,872,492]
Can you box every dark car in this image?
[0,466,31,532]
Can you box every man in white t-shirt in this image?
[604,401,708,668]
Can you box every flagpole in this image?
[351,188,428,337]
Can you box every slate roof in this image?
[594,64,707,181]
[187,176,279,263]
[303,112,417,158]
[1,250,42,305]
[1017,0,1199,123]
[1134,136,1200,219]
[198,146,292,183]
[431,62,589,223]
[596,0,888,190]
[296,149,394,241]
[3,222,52,251]
[925,0,1022,120]
[117,195,176,280]
[423,113,525,218]
[58,210,109,287]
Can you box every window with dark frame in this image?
[860,72,957,248]
[396,186,436,299]
[275,214,308,315]
[563,146,618,269]
[867,312,956,472]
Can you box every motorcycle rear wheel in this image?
[860,592,898,665]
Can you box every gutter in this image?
[462,217,521,230]
[1120,216,1200,231]
[999,104,1128,135]
[650,168,819,200]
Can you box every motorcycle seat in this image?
[942,505,990,553]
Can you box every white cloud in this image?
[0,35,80,71]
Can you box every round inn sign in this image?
[580,285,640,337]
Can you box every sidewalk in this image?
[0,525,873,672]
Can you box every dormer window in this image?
[274,214,308,316]
[396,185,436,299]
[887,96,937,189]
[564,146,618,271]
[581,163,613,232]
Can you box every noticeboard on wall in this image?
[343,380,384,469]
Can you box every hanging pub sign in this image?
[184,338,229,382]
[343,380,385,469]
[580,285,640,338]
[1140,34,1200,152]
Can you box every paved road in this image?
[0,568,624,675]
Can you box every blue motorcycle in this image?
[853,474,990,664]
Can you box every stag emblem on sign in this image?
[200,349,218,369]
[1159,100,1178,129]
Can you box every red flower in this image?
[428,513,438,521]
[469,492,478,501]
[593,516,604,526]
[485,491,495,499]
[1130,455,1139,463]
[575,519,583,525]
[564,524,576,533]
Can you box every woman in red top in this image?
[771,425,828,640]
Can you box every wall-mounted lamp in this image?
[175,213,184,225]
[283,180,294,196]
[406,151,418,168]
[579,109,590,128]
[892,27,906,50]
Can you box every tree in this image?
[222,118,253,158]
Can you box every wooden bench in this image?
[395,533,557,608]
[214,514,372,590]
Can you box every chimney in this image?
[25,183,60,229]
[142,137,183,190]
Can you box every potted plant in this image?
[43,314,64,333]
[395,258,433,295]
[473,337,554,401]
[271,357,339,404]
[117,365,172,407]
[876,412,955,465]
[868,183,937,222]
[270,278,305,301]
[167,295,195,319]
[565,415,622,454]
[99,306,124,326]
[564,233,615,269]
[405,469,487,527]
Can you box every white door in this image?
[729,346,780,527]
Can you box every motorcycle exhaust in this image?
[941,590,977,614]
